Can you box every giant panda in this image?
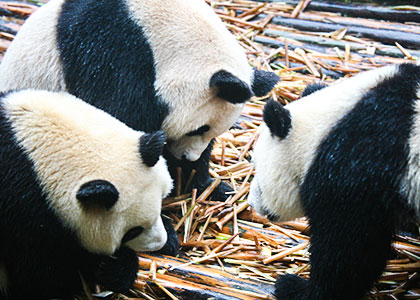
[248,63,420,300]
[0,89,173,299]
[0,0,279,204]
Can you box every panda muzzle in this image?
[123,217,168,252]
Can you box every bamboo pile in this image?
[1,1,420,299]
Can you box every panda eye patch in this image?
[186,125,210,136]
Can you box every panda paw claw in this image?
[275,274,308,300]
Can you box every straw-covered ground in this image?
[1,0,420,299]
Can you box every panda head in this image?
[163,69,279,161]
[248,65,403,222]
[3,90,173,255]
[248,100,305,222]
[126,0,279,161]
[248,84,335,221]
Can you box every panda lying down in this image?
[0,90,172,299]
[249,63,420,300]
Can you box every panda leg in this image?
[164,139,233,201]
[275,196,395,300]
[157,140,233,256]
[186,139,233,201]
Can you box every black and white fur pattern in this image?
[0,0,279,207]
[249,63,420,300]
[0,89,173,299]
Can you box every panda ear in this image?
[77,180,119,211]
[139,131,166,167]
[252,69,280,97]
[210,70,253,104]
[263,100,291,139]
[301,82,327,97]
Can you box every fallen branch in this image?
[252,0,420,22]
[137,254,275,300]
[265,15,420,48]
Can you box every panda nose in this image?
[181,154,187,161]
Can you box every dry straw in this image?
[1,0,420,299]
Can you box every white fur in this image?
[400,89,420,217]
[249,65,399,221]
[3,90,173,255]
[0,0,253,162]
[0,0,66,92]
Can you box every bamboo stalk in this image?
[216,201,250,230]
[263,243,309,264]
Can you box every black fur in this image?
[76,180,119,211]
[164,139,233,201]
[0,99,139,299]
[139,131,166,167]
[275,274,308,300]
[251,69,280,97]
[274,63,420,300]
[155,215,180,256]
[301,82,327,97]
[263,100,291,139]
[210,70,253,104]
[95,247,139,293]
[57,0,168,133]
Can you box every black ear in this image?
[139,131,166,167]
[77,180,119,211]
[301,82,327,97]
[210,70,253,104]
[252,69,280,97]
[263,100,291,139]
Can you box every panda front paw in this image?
[153,214,179,256]
[96,247,138,292]
[206,179,233,202]
[275,274,308,300]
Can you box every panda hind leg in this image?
[275,274,308,300]
[302,196,395,300]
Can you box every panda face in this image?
[3,90,173,255]
[165,98,244,161]
[249,123,306,222]
[161,67,279,161]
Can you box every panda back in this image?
[301,63,420,217]
[286,64,401,179]
[56,0,170,132]
[0,0,66,92]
